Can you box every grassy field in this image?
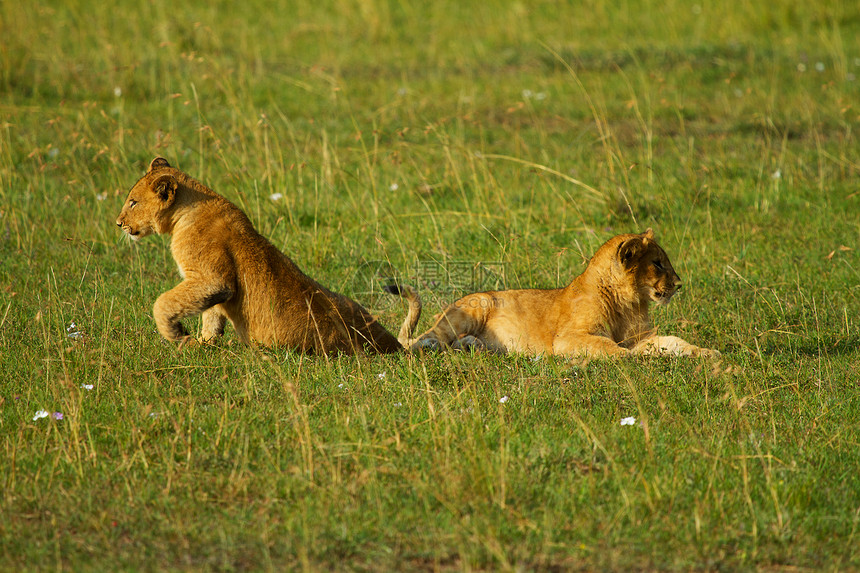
[2,0,860,570]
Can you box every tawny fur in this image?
[116,157,417,354]
[398,229,719,358]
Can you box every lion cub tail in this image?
[383,284,421,348]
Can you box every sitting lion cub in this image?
[400,229,718,358]
[116,157,416,354]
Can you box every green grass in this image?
[2,0,860,570]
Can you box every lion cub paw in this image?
[411,337,442,352]
[451,335,486,352]
[178,335,200,350]
[692,347,721,358]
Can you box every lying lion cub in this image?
[116,157,417,354]
[398,229,718,358]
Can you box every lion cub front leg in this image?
[632,335,720,358]
[200,306,228,343]
[153,280,233,344]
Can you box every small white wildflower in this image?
[96,192,107,201]
[389,183,398,191]
[148,412,158,418]
[815,62,825,72]
[620,416,637,426]
[114,86,122,97]
[499,395,509,404]
[338,383,344,388]
[522,89,533,99]
[530,354,542,363]
[269,192,283,201]
[81,384,94,391]
[771,169,781,180]
[797,63,807,73]
[377,372,386,380]
[67,322,83,340]
[394,402,402,407]
[33,410,50,421]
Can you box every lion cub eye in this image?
[653,260,664,270]
[129,199,138,208]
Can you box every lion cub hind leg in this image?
[412,297,487,350]
[553,333,629,358]
[153,280,233,343]
[633,335,720,357]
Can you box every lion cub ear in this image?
[642,228,654,244]
[618,236,645,266]
[151,174,178,204]
[148,157,171,173]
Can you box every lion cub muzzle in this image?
[116,220,144,241]
[652,275,682,304]
[116,217,136,240]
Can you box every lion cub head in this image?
[115,157,179,240]
[613,228,682,305]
